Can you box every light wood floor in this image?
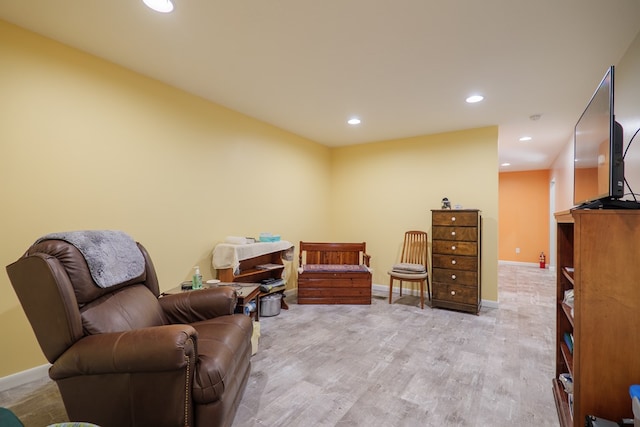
[1,264,559,426]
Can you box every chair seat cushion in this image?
[391,263,426,273]
[191,314,252,404]
[388,270,429,280]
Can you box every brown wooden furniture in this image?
[553,209,640,426]
[431,209,481,314]
[297,242,372,304]
[387,230,430,309]
[214,241,293,311]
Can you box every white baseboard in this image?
[498,260,539,267]
[498,260,555,272]
[0,364,50,392]
[482,299,499,309]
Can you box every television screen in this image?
[573,66,624,207]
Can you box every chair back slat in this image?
[400,231,428,267]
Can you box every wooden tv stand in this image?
[553,209,640,426]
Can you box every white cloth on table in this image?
[212,240,293,274]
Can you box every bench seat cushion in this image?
[301,264,370,273]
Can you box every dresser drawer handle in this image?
[451,259,457,265]
[451,290,456,296]
[451,245,456,251]
[451,216,456,222]
[451,274,456,280]
[451,231,456,236]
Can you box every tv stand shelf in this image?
[553,209,640,426]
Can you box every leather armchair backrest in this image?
[25,240,157,305]
[6,239,167,362]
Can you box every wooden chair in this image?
[388,231,430,309]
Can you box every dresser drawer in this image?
[433,282,477,305]
[432,211,478,227]
[433,268,477,286]
[432,240,477,256]
[432,226,477,242]
[432,254,477,271]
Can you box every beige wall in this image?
[552,30,640,211]
[616,31,640,194]
[0,20,499,378]
[330,127,499,302]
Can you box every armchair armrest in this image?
[363,252,371,267]
[50,324,197,379]
[159,286,237,324]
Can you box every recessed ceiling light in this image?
[347,118,361,125]
[466,95,484,103]
[519,136,532,142]
[501,162,511,167]
[143,0,174,13]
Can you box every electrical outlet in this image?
[515,247,520,254]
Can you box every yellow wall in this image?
[330,127,499,302]
[498,170,550,262]
[0,20,500,378]
[0,20,331,376]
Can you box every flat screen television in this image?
[573,66,629,209]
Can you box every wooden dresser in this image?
[431,209,481,314]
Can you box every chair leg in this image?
[399,280,403,297]
[426,277,431,301]
[389,277,393,304]
[420,279,424,309]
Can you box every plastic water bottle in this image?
[192,266,203,290]
[243,300,256,315]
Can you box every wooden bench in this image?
[297,242,372,304]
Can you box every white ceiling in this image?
[2,0,640,171]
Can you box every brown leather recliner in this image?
[6,234,252,427]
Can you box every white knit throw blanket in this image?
[37,230,145,288]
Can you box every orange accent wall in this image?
[499,170,550,263]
